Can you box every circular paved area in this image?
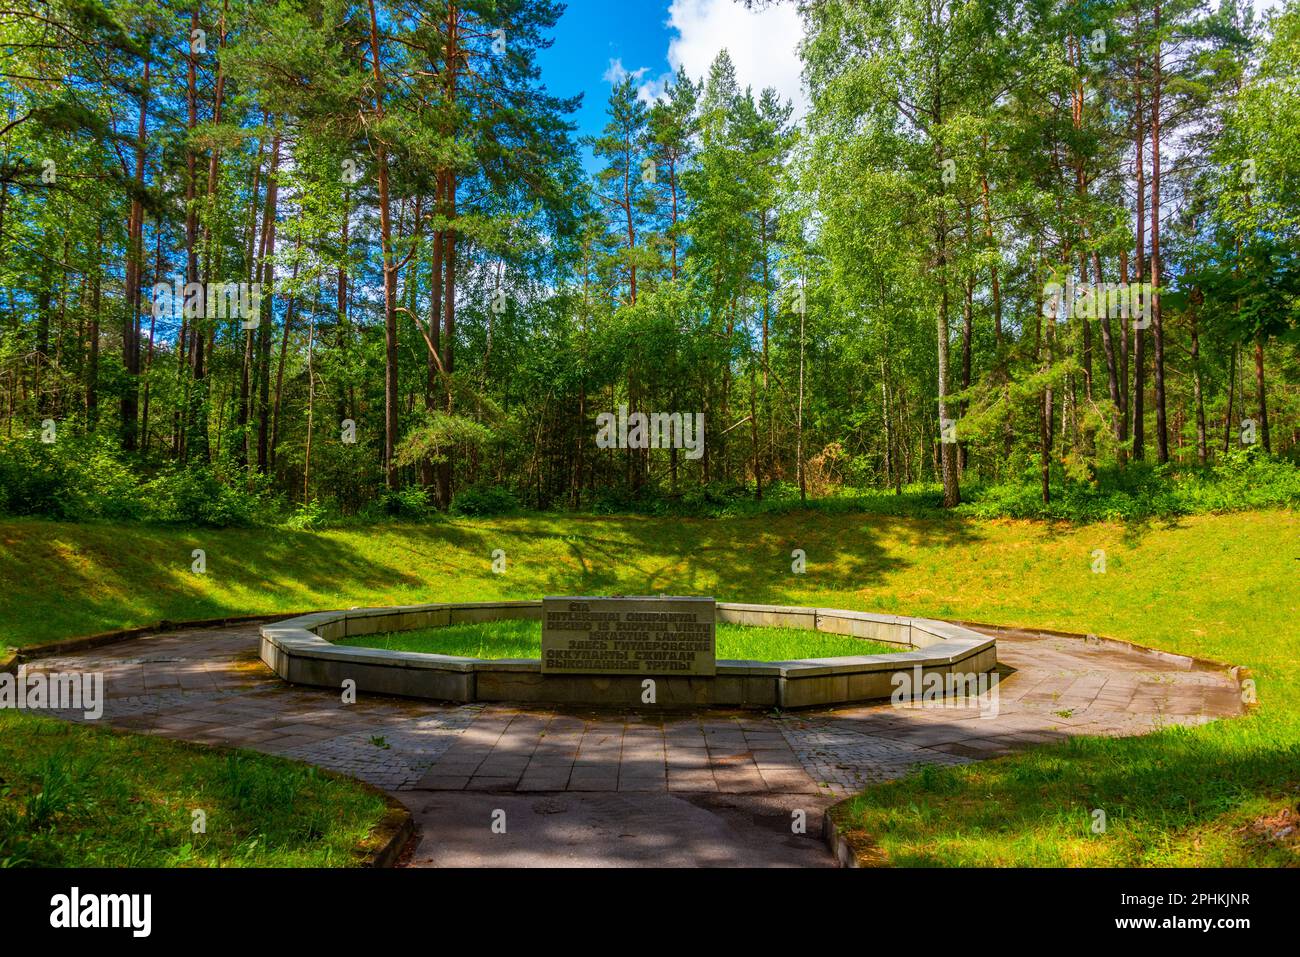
[28,621,1244,867]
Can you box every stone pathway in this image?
[23,620,1244,866]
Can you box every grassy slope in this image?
[336,619,899,660]
[1,510,1297,865]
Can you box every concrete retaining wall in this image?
[259,601,997,710]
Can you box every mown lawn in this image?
[0,709,388,867]
[337,618,899,660]
[1,509,1296,866]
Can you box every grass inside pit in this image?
[334,618,903,660]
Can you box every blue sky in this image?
[533,0,1285,168]
[536,0,676,144]
[534,0,809,166]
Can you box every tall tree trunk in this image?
[34,257,51,416]
[177,7,200,461]
[979,146,1003,351]
[1037,265,1052,504]
[121,56,151,452]
[960,270,973,474]
[623,128,637,306]
[422,180,445,501]
[1117,249,1131,464]
[1254,338,1271,453]
[1190,295,1207,464]
[369,0,401,490]
[438,176,458,507]
[750,358,760,501]
[1223,344,1236,453]
[761,208,772,488]
[1071,37,1093,403]
[270,252,301,467]
[1131,33,1147,462]
[1093,253,1122,448]
[881,358,893,490]
[190,0,228,465]
[240,126,278,469]
[86,221,102,424]
[1150,2,1169,463]
[304,299,318,500]
[140,223,163,452]
[796,280,806,504]
[255,129,281,473]
[336,184,351,424]
[935,164,959,506]
[436,4,461,507]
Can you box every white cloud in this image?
[665,0,808,117]
[603,57,672,105]
[603,57,648,84]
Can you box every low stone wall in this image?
[259,601,997,710]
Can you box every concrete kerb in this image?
[259,601,999,710]
[17,612,316,662]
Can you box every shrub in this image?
[0,432,143,520]
[282,499,332,530]
[141,467,265,527]
[362,486,435,521]
[0,433,77,517]
[451,482,521,517]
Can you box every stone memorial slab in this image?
[541,596,717,676]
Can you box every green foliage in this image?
[0,433,141,521]
[363,486,435,522]
[3,1,1297,519]
[0,435,277,527]
[3,427,1293,527]
[575,457,1300,523]
[282,499,332,531]
[305,442,385,517]
[140,467,271,527]
[393,411,494,469]
[451,482,521,517]
[955,450,1300,521]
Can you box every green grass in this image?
[0,709,388,867]
[334,619,900,660]
[1,508,1297,866]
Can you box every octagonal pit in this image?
[260,601,997,711]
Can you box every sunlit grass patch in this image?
[335,618,901,661]
[0,710,387,867]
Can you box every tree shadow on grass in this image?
[842,719,1293,866]
[3,512,987,645]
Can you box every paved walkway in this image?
[26,621,1243,867]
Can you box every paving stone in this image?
[27,619,1244,805]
